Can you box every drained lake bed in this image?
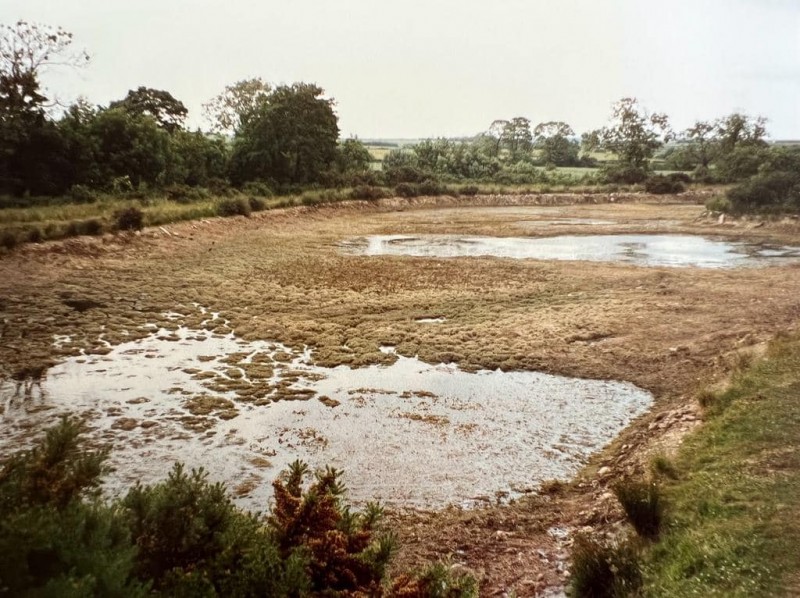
[345,234,800,268]
[0,319,652,510]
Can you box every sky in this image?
[3,0,799,139]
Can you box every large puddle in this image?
[345,234,800,268]
[0,320,652,510]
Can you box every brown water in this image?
[344,234,800,268]
[0,320,652,510]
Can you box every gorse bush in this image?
[115,206,145,231]
[726,171,800,215]
[216,197,252,217]
[612,478,663,539]
[124,463,307,596]
[270,461,396,594]
[79,218,104,236]
[0,418,145,596]
[164,183,209,203]
[602,165,648,185]
[242,180,273,198]
[569,535,642,598]
[26,227,44,244]
[350,185,389,201]
[1,231,17,250]
[644,175,685,195]
[0,418,473,597]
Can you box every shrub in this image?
[726,171,800,215]
[459,185,480,196]
[26,227,43,244]
[242,180,274,197]
[715,145,769,182]
[270,461,396,594]
[395,182,420,198]
[612,478,663,539]
[569,535,642,598]
[115,207,145,231]
[68,184,97,203]
[124,463,307,595]
[164,183,208,203]
[667,172,692,184]
[602,165,648,184]
[206,177,234,196]
[78,219,104,236]
[350,185,388,201]
[417,179,449,196]
[0,418,146,596]
[248,196,267,212]
[705,195,731,213]
[216,197,252,217]
[1,231,17,250]
[645,175,685,195]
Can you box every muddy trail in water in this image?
[1,193,800,595]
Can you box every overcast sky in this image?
[3,0,799,139]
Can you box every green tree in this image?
[590,97,672,177]
[166,129,228,186]
[110,87,188,133]
[501,117,533,160]
[715,113,767,155]
[229,83,339,186]
[713,113,769,182]
[336,137,372,174]
[484,119,509,157]
[203,77,271,135]
[88,108,170,188]
[0,21,88,194]
[682,120,717,170]
[534,121,579,166]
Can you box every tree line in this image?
[1,20,798,214]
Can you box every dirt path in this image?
[1,193,799,595]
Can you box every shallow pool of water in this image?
[0,324,652,510]
[345,234,800,268]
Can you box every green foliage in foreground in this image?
[0,418,476,597]
[641,335,800,596]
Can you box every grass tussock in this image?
[612,478,663,539]
[569,534,642,598]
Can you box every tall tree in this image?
[715,113,767,154]
[229,83,339,185]
[110,87,188,132]
[590,97,672,172]
[0,21,88,194]
[485,119,509,157]
[682,120,717,170]
[501,117,533,159]
[534,121,579,166]
[203,78,271,135]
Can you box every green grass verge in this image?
[642,335,800,596]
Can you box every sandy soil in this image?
[1,191,799,595]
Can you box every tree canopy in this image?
[229,83,339,186]
[110,87,188,132]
